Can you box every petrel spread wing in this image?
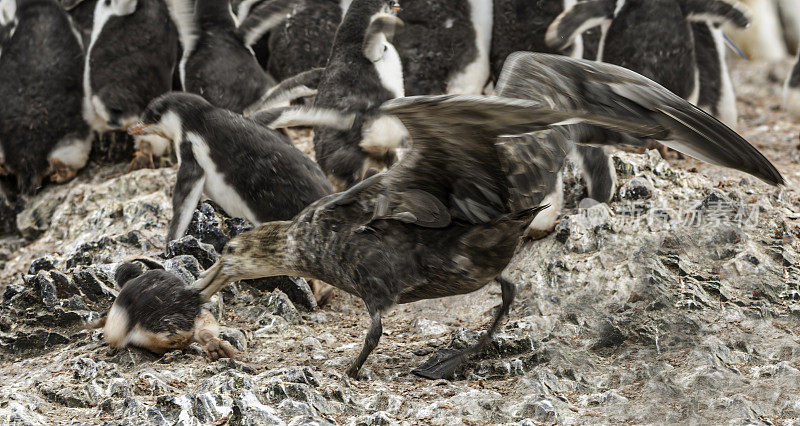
[496,52,784,185]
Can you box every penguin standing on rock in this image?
[89,259,236,360]
[546,0,750,104]
[168,0,302,114]
[128,93,344,248]
[310,0,406,191]
[130,92,349,305]
[785,54,800,117]
[393,0,492,96]
[0,0,91,193]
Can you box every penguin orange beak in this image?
[391,1,400,14]
[127,122,149,136]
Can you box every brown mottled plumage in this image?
[191,53,782,380]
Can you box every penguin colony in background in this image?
[0,0,794,372]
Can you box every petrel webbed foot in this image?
[412,276,518,380]
[411,348,467,380]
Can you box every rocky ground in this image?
[0,58,799,425]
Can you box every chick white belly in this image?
[186,132,261,224]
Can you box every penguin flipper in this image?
[363,14,404,62]
[167,145,206,250]
[243,67,324,115]
[236,0,305,47]
[250,106,356,130]
[497,52,784,186]
[545,0,615,51]
[678,0,750,27]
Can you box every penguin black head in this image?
[129,92,212,141]
[115,262,145,288]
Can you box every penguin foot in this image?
[310,279,335,307]
[128,146,155,172]
[412,348,466,380]
[49,159,78,183]
[199,331,236,361]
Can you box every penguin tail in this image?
[243,67,324,115]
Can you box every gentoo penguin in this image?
[785,54,800,117]
[491,0,582,80]
[130,93,346,305]
[90,259,236,360]
[189,53,783,380]
[128,93,341,248]
[312,0,406,191]
[61,0,96,47]
[263,0,342,82]
[726,0,787,61]
[393,0,492,95]
[0,0,91,193]
[83,0,178,134]
[168,0,300,114]
[692,21,740,128]
[547,0,750,105]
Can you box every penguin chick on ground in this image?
[785,53,800,117]
[0,0,91,193]
[88,259,235,360]
[167,0,301,114]
[546,0,750,104]
[311,0,407,191]
[189,53,782,380]
[393,0,492,95]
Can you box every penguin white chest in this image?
[186,133,260,224]
[373,39,404,98]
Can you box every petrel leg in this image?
[345,311,382,379]
[412,277,517,380]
